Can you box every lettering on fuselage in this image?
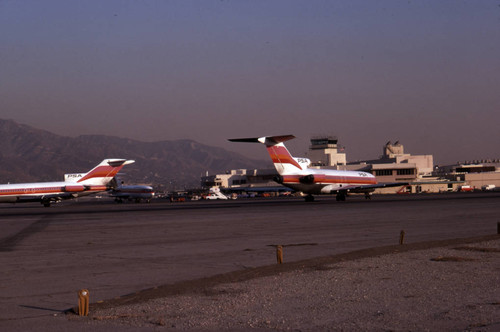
[65,173,83,181]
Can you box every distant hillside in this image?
[0,119,268,190]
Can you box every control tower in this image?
[308,136,346,167]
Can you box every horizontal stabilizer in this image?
[229,135,295,146]
[107,159,135,167]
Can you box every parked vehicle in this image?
[204,187,228,200]
[459,185,474,192]
[482,184,496,191]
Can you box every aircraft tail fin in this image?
[77,159,135,186]
[229,135,303,174]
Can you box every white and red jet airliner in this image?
[229,135,407,201]
[0,159,134,207]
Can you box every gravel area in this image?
[75,238,500,331]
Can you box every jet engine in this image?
[299,174,315,184]
[273,175,284,184]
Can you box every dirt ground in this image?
[73,235,500,331]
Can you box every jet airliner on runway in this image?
[229,135,407,201]
[0,159,134,207]
[110,184,155,203]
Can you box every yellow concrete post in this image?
[276,245,283,264]
[399,230,405,245]
[78,289,90,316]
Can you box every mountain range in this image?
[0,119,268,190]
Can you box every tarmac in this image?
[1,192,499,330]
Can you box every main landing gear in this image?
[336,192,347,201]
[304,194,315,202]
[304,193,347,202]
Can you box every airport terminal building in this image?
[201,136,499,194]
[435,161,500,190]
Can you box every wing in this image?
[340,182,409,193]
[14,192,80,204]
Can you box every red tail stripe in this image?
[267,146,302,170]
[77,165,123,183]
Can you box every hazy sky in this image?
[1,0,499,164]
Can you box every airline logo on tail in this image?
[229,135,306,174]
[267,144,303,170]
[77,159,135,185]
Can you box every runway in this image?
[1,192,499,329]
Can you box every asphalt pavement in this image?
[1,192,499,330]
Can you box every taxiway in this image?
[1,192,499,330]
